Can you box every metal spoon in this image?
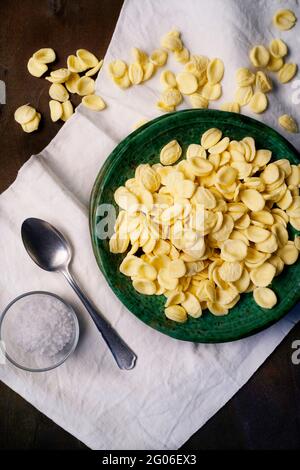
[21,217,137,370]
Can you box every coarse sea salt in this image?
[12,294,75,357]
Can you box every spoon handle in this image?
[62,269,137,370]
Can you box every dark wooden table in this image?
[0,0,300,450]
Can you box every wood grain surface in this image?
[0,0,300,451]
[0,0,124,192]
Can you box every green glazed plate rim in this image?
[89,109,300,343]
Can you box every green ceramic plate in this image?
[89,109,300,343]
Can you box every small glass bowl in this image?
[0,291,79,372]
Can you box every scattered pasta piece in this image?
[240,189,265,211]
[61,100,73,121]
[150,49,168,67]
[249,91,268,114]
[49,100,63,122]
[278,242,299,265]
[46,68,71,84]
[85,59,103,77]
[114,187,139,212]
[255,71,272,93]
[174,47,190,64]
[15,104,41,133]
[67,55,86,73]
[169,259,186,278]
[250,263,276,287]
[253,287,277,308]
[120,255,143,277]
[32,48,56,64]
[267,55,284,72]
[176,72,198,95]
[156,101,174,113]
[160,140,182,165]
[165,291,185,306]
[161,87,182,107]
[186,143,206,159]
[49,83,69,102]
[161,30,183,52]
[278,114,298,133]
[277,63,297,84]
[207,58,224,84]
[269,39,288,58]
[160,70,177,89]
[109,231,130,254]
[27,57,48,77]
[128,63,144,84]
[189,93,209,109]
[133,279,156,295]
[236,68,255,87]
[113,73,131,89]
[234,86,253,106]
[201,128,222,149]
[76,49,99,68]
[165,305,187,322]
[131,48,148,65]
[207,302,229,316]
[249,45,270,68]
[142,62,155,81]
[208,137,229,154]
[76,76,95,96]
[14,104,36,124]
[201,83,222,101]
[181,293,202,318]
[273,9,297,31]
[65,73,80,93]
[221,239,248,262]
[82,94,106,111]
[185,55,208,84]
[21,112,41,133]
[158,267,178,290]
[109,59,127,78]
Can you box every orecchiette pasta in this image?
[109,128,300,322]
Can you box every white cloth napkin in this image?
[1,0,299,450]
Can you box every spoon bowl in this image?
[21,218,71,272]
